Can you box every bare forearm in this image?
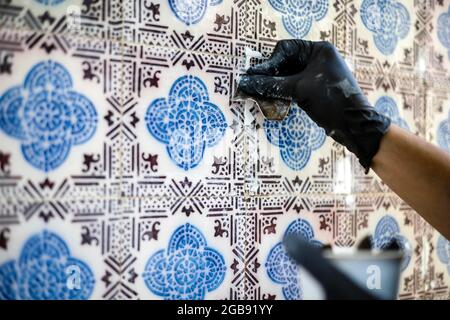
[372,124,450,239]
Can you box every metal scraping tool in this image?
[232,47,292,121]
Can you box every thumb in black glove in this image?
[238,39,391,173]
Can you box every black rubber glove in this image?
[238,39,391,172]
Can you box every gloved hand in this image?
[238,39,391,172]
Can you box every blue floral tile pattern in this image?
[0,0,448,301]
[360,0,410,55]
[0,60,97,172]
[142,223,226,300]
[372,215,411,271]
[169,0,223,25]
[146,75,227,170]
[34,0,65,5]
[264,104,326,171]
[437,6,450,61]
[0,231,95,300]
[374,96,409,131]
[437,235,450,275]
[268,0,328,38]
[437,111,450,152]
[265,219,322,300]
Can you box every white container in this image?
[299,250,403,300]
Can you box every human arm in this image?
[372,124,450,239]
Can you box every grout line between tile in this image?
[0,26,247,60]
[0,191,408,204]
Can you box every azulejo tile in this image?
[243,102,366,197]
[0,216,105,299]
[433,107,450,154]
[247,194,335,300]
[0,195,135,300]
[435,233,450,298]
[141,222,227,299]
[337,193,449,299]
[426,88,450,154]
[351,49,423,101]
[67,197,145,300]
[345,0,417,70]
[117,195,247,299]
[120,44,247,198]
[0,0,124,41]
[260,104,327,172]
[1,60,97,172]
[263,218,324,299]
[366,86,424,137]
[349,81,426,208]
[0,29,123,201]
[244,0,347,57]
[435,2,450,70]
[421,2,450,154]
[0,196,34,228]
[263,0,331,39]
[122,0,250,57]
[415,0,450,77]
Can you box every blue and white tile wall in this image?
[0,0,449,300]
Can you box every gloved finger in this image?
[238,74,295,100]
[246,43,287,76]
[247,39,313,76]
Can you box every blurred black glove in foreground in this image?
[238,39,391,172]
[283,234,377,300]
